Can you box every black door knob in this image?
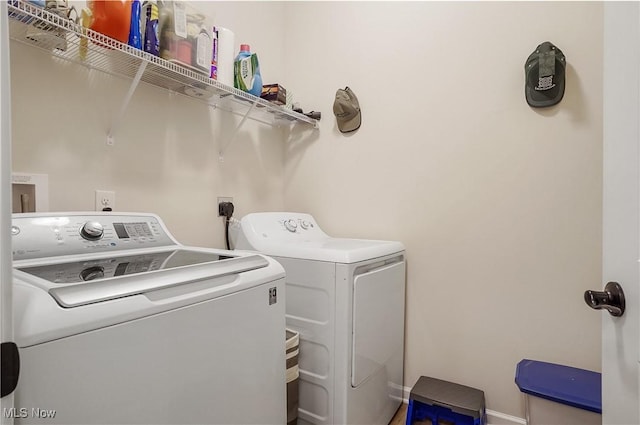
[584,281,625,317]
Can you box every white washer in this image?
[11,212,286,425]
[232,212,406,425]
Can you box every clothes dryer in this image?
[232,212,406,425]
[11,212,286,425]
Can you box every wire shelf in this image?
[7,0,319,128]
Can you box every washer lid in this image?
[16,249,235,285]
[15,251,270,308]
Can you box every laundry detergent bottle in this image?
[141,0,159,56]
[128,0,142,49]
[88,0,132,43]
[234,44,262,97]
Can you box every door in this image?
[0,0,16,422]
[601,2,640,424]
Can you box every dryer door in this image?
[351,259,405,387]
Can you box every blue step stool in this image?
[515,359,601,425]
[406,376,486,425]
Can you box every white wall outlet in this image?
[95,190,116,211]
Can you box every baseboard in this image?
[485,410,527,425]
[401,385,526,425]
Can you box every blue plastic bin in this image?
[515,359,602,425]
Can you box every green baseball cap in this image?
[525,42,566,108]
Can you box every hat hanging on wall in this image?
[525,41,566,108]
[333,87,361,133]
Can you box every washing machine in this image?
[11,212,286,425]
[232,212,406,425]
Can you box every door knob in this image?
[584,281,625,317]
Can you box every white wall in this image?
[10,1,289,248]
[282,1,603,418]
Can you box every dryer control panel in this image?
[233,212,405,263]
[238,212,329,241]
[12,212,177,261]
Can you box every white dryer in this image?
[11,212,286,425]
[232,212,406,425]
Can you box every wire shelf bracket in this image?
[107,61,147,146]
[218,98,260,162]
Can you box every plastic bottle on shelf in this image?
[234,44,262,97]
[128,0,142,49]
[88,0,132,43]
[141,0,159,56]
[78,7,92,61]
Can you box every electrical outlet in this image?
[217,197,233,216]
[95,190,115,211]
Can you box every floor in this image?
[390,403,436,425]
[390,403,409,425]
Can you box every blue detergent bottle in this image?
[128,0,142,49]
[234,44,263,97]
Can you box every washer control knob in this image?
[284,219,298,232]
[80,266,105,281]
[300,220,310,230]
[80,221,104,240]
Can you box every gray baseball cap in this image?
[333,87,361,133]
[525,41,566,108]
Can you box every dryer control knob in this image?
[300,220,310,230]
[284,219,298,232]
[80,221,104,240]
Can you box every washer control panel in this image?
[12,213,177,261]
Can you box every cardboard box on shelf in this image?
[261,84,287,105]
